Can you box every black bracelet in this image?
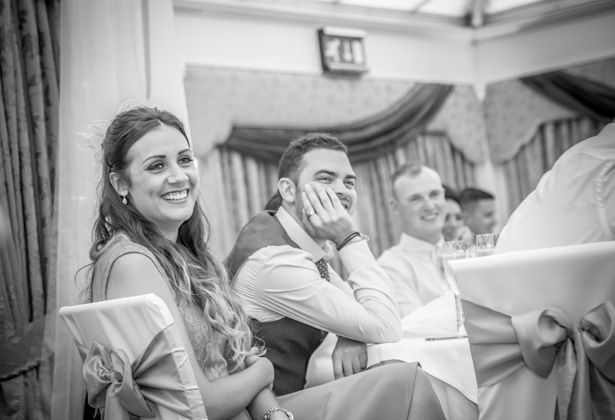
[336,231,362,251]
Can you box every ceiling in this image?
[301,0,614,28]
[176,0,615,38]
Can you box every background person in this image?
[377,163,450,317]
[459,187,497,241]
[375,164,479,420]
[496,118,615,253]
[442,184,472,242]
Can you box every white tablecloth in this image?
[306,292,478,420]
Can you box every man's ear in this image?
[390,197,399,212]
[109,172,128,196]
[278,178,296,204]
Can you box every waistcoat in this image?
[225,211,327,396]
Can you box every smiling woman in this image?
[109,124,199,241]
[84,106,281,420]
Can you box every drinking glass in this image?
[436,241,467,289]
[475,233,500,257]
[435,240,468,336]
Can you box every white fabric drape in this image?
[51,1,187,418]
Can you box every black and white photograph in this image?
[1,0,614,419]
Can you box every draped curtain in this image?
[223,83,453,163]
[52,1,188,418]
[219,131,475,259]
[496,70,614,213]
[218,147,280,235]
[500,116,603,214]
[218,83,476,259]
[520,70,615,123]
[0,0,60,418]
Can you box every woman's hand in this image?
[243,355,274,390]
[243,354,261,368]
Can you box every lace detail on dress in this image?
[177,298,210,375]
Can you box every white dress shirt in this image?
[496,122,615,253]
[377,233,450,318]
[232,207,402,343]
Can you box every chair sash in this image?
[77,326,207,420]
[463,300,615,420]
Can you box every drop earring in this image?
[122,195,127,205]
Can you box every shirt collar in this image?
[276,207,327,261]
[399,232,442,253]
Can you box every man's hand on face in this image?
[332,337,368,379]
[301,183,356,243]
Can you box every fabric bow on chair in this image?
[463,300,615,420]
[83,343,154,419]
[78,328,207,420]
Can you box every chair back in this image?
[449,241,615,420]
[59,294,207,420]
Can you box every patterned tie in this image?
[315,258,330,282]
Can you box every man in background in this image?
[459,187,497,241]
[377,163,450,317]
[376,164,479,420]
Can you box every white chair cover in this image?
[59,294,207,420]
[450,241,615,420]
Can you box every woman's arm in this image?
[106,253,273,420]
[247,388,292,420]
[242,356,292,420]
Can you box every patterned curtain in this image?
[0,0,60,418]
[219,131,475,259]
[520,71,615,123]
[222,83,453,163]
[499,116,603,214]
[218,147,280,235]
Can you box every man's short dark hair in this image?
[443,184,460,205]
[278,132,348,183]
[390,161,424,186]
[459,187,495,210]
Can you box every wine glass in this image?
[435,240,468,336]
[436,241,467,288]
[475,233,500,257]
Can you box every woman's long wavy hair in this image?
[88,106,253,377]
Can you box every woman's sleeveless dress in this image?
[91,235,445,420]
